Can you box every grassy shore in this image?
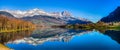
[53,24,120,31]
[0,44,10,50]
[107,26,120,30]
[0,28,35,33]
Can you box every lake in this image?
[0,28,120,50]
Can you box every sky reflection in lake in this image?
[2,28,120,50]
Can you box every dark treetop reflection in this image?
[103,30,120,44]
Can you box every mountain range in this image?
[0,8,92,26]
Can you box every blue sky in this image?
[0,0,120,22]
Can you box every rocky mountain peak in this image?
[61,11,72,17]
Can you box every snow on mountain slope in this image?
[2,8,51,18]
[0,8,92,25]
[1,8,73,18]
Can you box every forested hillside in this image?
[0,15,35,32]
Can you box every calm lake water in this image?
[0,28,120,50]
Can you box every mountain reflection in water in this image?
[0,30,33,44]
[7,28,93,45]
[0,28,120,50]
[0,30,34,50]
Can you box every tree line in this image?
[0,15,36,32]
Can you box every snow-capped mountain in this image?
[1,8,73,18]
[61,11,72,17]
[0,8,92,25]
[2,8,52,18]
[1,8,83,19]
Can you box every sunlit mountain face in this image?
[1,8,83,19]
[0,9,92,26]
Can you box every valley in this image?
[0,7,120,32]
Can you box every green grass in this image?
[107,26,120,30]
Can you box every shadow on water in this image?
[99,30,120,44]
